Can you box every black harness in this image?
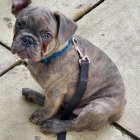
[57,38,90,140]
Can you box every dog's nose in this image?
[22,36,34,47]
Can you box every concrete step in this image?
[0,65,132,140]
[77,0,140,137]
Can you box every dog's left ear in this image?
[12,0,31,16]
[54,11,77,44]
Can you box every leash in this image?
[57,37,90,140]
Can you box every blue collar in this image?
[41,37,73,63]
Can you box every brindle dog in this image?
[11,0,126,134]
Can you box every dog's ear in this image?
[12,0,31,16]
[54,11,77,44]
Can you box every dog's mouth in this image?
[17,49,30,59]
[11,33,42,62]
[17,49,40,62]
[16,46,41,62]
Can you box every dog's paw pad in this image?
[41,120,55,133]
[22,88,31,96]
[22,88,34,101]
[29,109,47,125]
[41,119,65,134]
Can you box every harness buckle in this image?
[72,38,90,65]
[79,55,90,65]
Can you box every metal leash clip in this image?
[72,37,90,64]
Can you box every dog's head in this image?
[11,0,77,62]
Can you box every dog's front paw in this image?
[22,88,45,106]
[29,108,49,125]
[41,119,66,134]
[22,88,34,101]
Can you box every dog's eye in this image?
[16,21,22,29]
[16,22,22,28]
[42,32,52,40]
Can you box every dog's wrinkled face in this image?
[12,6,57,61]
[11,0,77,62]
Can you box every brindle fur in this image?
[11,0,126,134]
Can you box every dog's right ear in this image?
[12,0,31,16]
[54,11,77,44]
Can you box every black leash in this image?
[57,38,90,140]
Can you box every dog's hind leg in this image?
[73,96,125,131]
[22,88,45,106]
[41,96,125,133]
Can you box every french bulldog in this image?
[11,0,126,134]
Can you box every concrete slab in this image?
[0,45,20,76]
[77,0,140,137]
[0,0,100,47]
[0,65,132,140]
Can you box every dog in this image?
[11,0,126,134]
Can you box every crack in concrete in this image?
[0,60,23,77]
[0,41,11,51]
[73,0,105,22]
[112,122,140,140]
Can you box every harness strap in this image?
[57,38,90,140]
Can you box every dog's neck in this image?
[40,37,73,63]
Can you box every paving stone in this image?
[0,65,132,140]
[0,0,100,47]
[0,45,20,76]
[77,0,140,137]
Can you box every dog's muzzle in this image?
[22,35,35,47]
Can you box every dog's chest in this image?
[27,54,81,102]
[27,61,62,90]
